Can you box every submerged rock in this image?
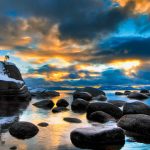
[70,126,125,149]
[56,99,69,107]
[118,114,150,137]
[87,102,123,119]
[92,95,107,101]
[128,92,148,100]
[9,122,39,139]
[63,117,82,123]
[33,100,54,109]
[73,92,92,101]
[88,111,115,123]
[71,98,89,113]
[38,122,49,127]
[123,101,150,115]
[52,107,69,113]
[108,100,126,107]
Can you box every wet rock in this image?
[56,99,69,107]
[52,107,69,113]
[71,98,89,113]
[70,126,125,149]
[123,101,150,115]
[10,146,17,150]
[92,95,107,101]
[118,114,150,137]
[9,122,39,139]
[128,92,148,100]
[140,89,150,94]
[33,100,54,109]
[115,92,124,95]
[73,92,92,101]
[108,100,126,107]
[87,102,123,119]
[75,87,105,97]
[124,91,131,95]
[38,122,49,127]
[88,111,115,123]
[63,117,81,123]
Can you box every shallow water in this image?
[0,90,150,150]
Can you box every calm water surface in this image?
[0,90,150,150]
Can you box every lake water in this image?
[0,90,150,150]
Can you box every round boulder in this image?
[124,91,131,95]
[63,117,82,123]
[52,107,69,113]
[88,111,115,123]
[70,126,125,149]
[92,95,107,101]
[108,100,126,107]
[73,92,92,101]
[87,102,123,119]
[123,101,150,115]
[118,114,150,137]
[140,89,150,94]
[71,98,89,113]
[33,100,54,109]
[56,99,69,107]
[128,92,148,100]
[9,122,39,139]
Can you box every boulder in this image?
[9,122,39,139]
[33,100,54,109]
[70,126,125,149]
[71,98,89,113]
[56,99,69,107]
[92,95,107,101]
[38,122,49,127]
[115,92,124,95]
[123,101,150,115]
[108,100,126,107]
[63,117,82,123]
[87,102,123,119]
[140,89,150,94]
[118,114,150,137]
[124,90,131,95]
[73,92,92,101]
[88,111,115,123]
[52,107,69,113]
[128,92,148,100]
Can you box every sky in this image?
[0,0,150,88]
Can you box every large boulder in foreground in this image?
[9,122,39,139]
[71,98,89,113]
[128,92,148,100]
[70,126,125,149]
[73,92,92,101]
[56,99,69,107]
[123,101,150,115]
[118,114,150,137]
[87,102,123,119]
[33,100,54,109]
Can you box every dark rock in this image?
[52,107,69,113]
[124,90,131,95]
[56,99,69,107]
[38,122,49,127]
[10,146,17,150]
[88,111,115,123]
[71,98,89,113]
[33,100,54,109]
[123,101,150,115]
[128,92,148,100]
[87,102,123,119]
[70,126,125,149]
[63,117,81,123]
[108,100,126,107]
[73,92,92,101]
[9,122,39,139]
[92,95,107,101]
[140,89,150,94]
[75,87,105,97]
[118,114,150,137]
[115,92,124,95]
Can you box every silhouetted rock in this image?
[108,100,126,107]
[123,101,150,115]
[88,111,115,123]
[9,122,39,139]
[140,89,150,94]
[118,114,150,137]
[73,92,92,101]
[92,95,107,101]
[128,92,148,100]
[63,117,81,123]
[87,102,123,119]
[115,92,124,95]
[33,100,54,109]
[56,99,69,107]
[70,126,125,149]
[71,98,89,113]
[52,107,69,113]
[38,122,49,127]
[124,90,131,95]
